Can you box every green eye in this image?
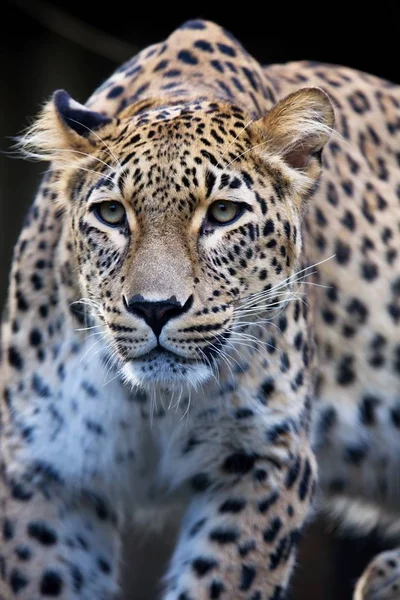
[94,201,126,227]
[207,201,242,225]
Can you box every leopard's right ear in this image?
[17,90,113,162]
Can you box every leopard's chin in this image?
[121,348,212,389]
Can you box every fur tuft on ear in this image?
[256,87,335,175]
[16,90,112,163]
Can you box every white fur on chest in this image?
[11,338,214,511]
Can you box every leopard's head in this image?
[22,88,333,388]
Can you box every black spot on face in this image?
[3,518,15,541]
[10,569,28,594]
[107,85,124,99]
[335,240,351,265]
[40,570,63,596]
[15,546,32,561]
[336,355,356,385]
[189,518,207,537]
[361,262,378,281]
[97,558,111,574]
[27,522,57,545]
[192,557,218,577]
[240,564,256,591]
[391,405,400,428]
[285,457,301,489]
[327,182,339,205]
[209,527,239,544]
[258,491,279,514]
[359,395,380,425]
[348,90,370,114]
[317,406,337,435]
[194,40,213,52]
[341,210,355,231]
[263,219,275,236]
[71,565,84,592]
[11,482,33,502]
[217,43,236,56]
[239,540,256,557]
[210,581,225,599]
[8,346,24,370]
[298,459,312,501]
[219,498,246,513]
[235,407,254,419]
[269,536,288,570]
[191,473,211,492]
[223,452,257,474]
[177,49,198,65]
[388,303,400,323]
[205,170,216,198]
[261,378,275,398]
[344,443,369,465]
[180,19,207,30]
[263,517,282,543]
[347,298,368,324]
[29,328,42,346]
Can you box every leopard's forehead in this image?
[114,99,252,159]
[82,100,267,216]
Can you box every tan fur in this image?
[1,19,400,600]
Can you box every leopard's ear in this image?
[256,87,334,177]
[18,90,112,162]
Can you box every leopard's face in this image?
[26,88,332,388]
[66,103,304,388]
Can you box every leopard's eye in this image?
[94,201,126,227]
[207,201,242,225]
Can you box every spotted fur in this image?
[1,19,400,600]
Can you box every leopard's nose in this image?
[123,294,193,337]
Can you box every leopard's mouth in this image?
[135,346,198,363]
[121,346,212,388]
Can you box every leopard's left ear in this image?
[256,87,334,177]
[18,90,113,162]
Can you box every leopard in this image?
[1,17,400,600]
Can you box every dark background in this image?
[1,2,399,598]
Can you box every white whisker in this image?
[216,118,254,169]
[54,161,115,182]
[223,138,271,171]
[65,117,122,169]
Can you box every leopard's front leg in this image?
[0,336,136,599]
[0,475,121,600]
[161,416,316,600]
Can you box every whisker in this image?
[180,388,192,421]
[234,295,302,321]
[80,336,105,363]
[216,118,254,169]
[65,117,122,169]
[223,138,271,171]
[194,347,220,387]
[228,328,270,343]
[202,338,237,381]
[54,161,115,182]
[235,256,335,315]
[168,386,182,411]
[85,330,108,341]
[20,144,118,173]
[235,297,295,314]
[102,368,123,388]
[225,338,266,362]
[75,324,105,331]
[235,293,305,315]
